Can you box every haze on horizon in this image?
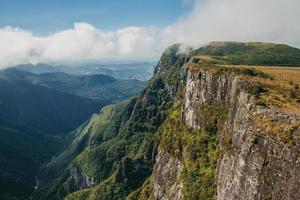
[0,0,299,69]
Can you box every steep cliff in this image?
[180,64,300,200]
[34,42,300,200]
[129,60,300,200]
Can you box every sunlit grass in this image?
[248,66,300,115]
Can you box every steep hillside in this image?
[33,42,300,200]
[0,78,101,200]
[0,122,59,200]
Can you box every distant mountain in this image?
[14,62,155,81]
[0,78,102,135]
[1,69,145,103]
[14,63,62,74]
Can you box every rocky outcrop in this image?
[150,63,300,200]
[218,105,300,200]
[66,167,96,191]
[182,64,244,128]
[181,66,300,200]
[55,166,96,199]
[152,151,183,200]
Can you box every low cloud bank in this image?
[163,0,300,48]
[0,24,161,68]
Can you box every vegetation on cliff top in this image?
[191,42,300,66]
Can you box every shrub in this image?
[247,83,267,98]
[289,89,298,98]
[256,100,267,107]
[240,68,269,78]
[204,122,218,134]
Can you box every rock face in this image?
[182,64,242,128]
[148,57,300,200]
[64,167,96,193]
[217,107,300,200]
[152,151,183,200]
[157,64,300,200]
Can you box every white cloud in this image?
[0,23,161,69]
[0,27,44,68]
[0,0,300,69]
[163,0,300,48]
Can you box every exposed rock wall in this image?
[63,167,96,193]
[218,105,300,200]
[182,64,243,128]
[152,151,183,200]
[153,65,300,200]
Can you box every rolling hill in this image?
[14,62,155,81]
[0,69,145,103]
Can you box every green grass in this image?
[191,42,300,66]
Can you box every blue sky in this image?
[0,0,192,34]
